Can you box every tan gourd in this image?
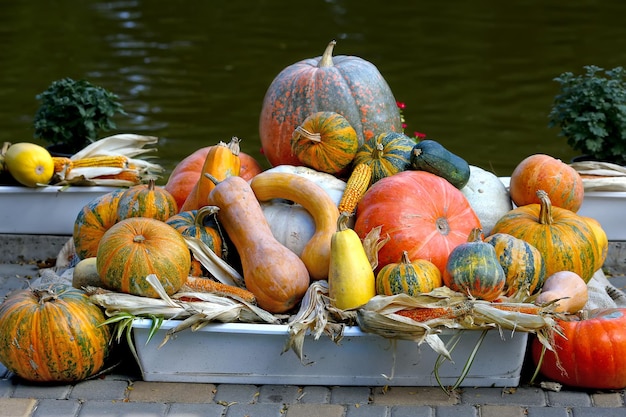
[207,175,310,313]
[534,270,589,313]
[328,213,376,310]
[250,170,340,281]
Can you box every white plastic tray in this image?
[0,186,118,235]
[132,320,528,387]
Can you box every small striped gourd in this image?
[483,233,546,297]
[0,284,110,383]
[165,205,225,258]
[490,190,603,283]
[116,178,178,222]
[73,188,125,260]
[97,217,191,298]
[443,228,506,301]
[352,131,416,183]
[376,251,442,296]
[291,111,359,175]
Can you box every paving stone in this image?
[69,379,129,401]
[298,386,330,403]
[461,387,546,406]
[77,400,166,417]
[389,404,433,417]
[526,406,570,417]
[284,403,345,417]
[13,383,71,400]
[344,404,390,417]
[547,389,592,407]
[478,404,526,417]
[258,384,301,403]
[128,381,215,403]
[330,386,372,405]
[0,379,15,398]
[223,402,284,417]
[591,391,624,407]
[571,407,626,417]
[372,386,459,406]
[0,398,36,417]
[213,384,259,405]
[166,402,226,417]
[434,404,478,417]
[32,399,81,417]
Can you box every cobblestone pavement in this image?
[1,235,625,417]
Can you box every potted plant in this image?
[548,65,626,165]
[33,78,126,155]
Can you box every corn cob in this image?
[52,157,73,174]
[72,155,128,169]
[94,169,142,184]
[338,163,373,215]
[181,276,256,303]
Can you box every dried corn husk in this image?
[184,235,245,288]
[570,161,626,191]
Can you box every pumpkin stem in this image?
[318,40,336,68]
[336,212,351,232]
[372,142,385,159]
[467,228,483,242]
[195,205,220,226]
[0,142,10,157]
[400,250,411,264]
[204,173,220,185]
[227,136,241,156]
[133,234,146,243]
[536,190,554,225]
[293,126,322,143]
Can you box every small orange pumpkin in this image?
[509,154,584,212]
[117,178,178,222]
[376,251,442,296]
[97,217,191,298]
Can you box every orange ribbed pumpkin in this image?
[260,40,402,167]
[354,170,481,275]
[0,284,110,383]
[117,178,178,222]
[97,217,191,298]
[509,154,584,212]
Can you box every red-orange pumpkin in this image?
[531,308,626,390]
[97,217,191,298]
[354,170,482,275]
[117,178,178,222]
[73,188,124,260]
[164,146,264,209]
[0,284,111,383]
[509,154,584,212]
[259,40,403,167]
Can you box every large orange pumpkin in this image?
[354,170,481,275]
[164,146,263,210]
[509,154,584,212]
[0,284,111,383]
[73,188,124,260]
[259,40,403,167]
[97,217,191,298]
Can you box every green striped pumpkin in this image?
[352,131,416,183]
[484,233,546,297]
[97,217,191,298]
[73,188,124,260]
[376,251,442,296]
[291,111,359,175]
[116,178,178,222]
[490,190,600,283]
[443,228,506,301]
[0,284,110,383]
[166,205,225,258]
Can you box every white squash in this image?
[461,165,513,235]
[255,165,347,256]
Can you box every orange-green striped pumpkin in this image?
[97,217,191,298]
[483,233,546,297]
[291,111,359,175]
[490,190,602,283]
[116,178,178,222]
[165,205,225,258]
[352,131,416,183]
[376,251,442,296]
[73,188,124,260]
[0,284,110,383]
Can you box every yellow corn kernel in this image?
[72,155,128,169]
[338,163,373,215]
[95,169,142,184]
[52,157,73,174]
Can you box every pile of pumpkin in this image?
[0,39,624,390]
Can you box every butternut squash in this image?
[328,213,376,310]
[180,137,241,212]
[534,270,589,313]
[207,175,309,313]
[250,170,340,281]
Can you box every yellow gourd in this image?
[328,213,376,310]
[3,142,54,187]
[250,170,340,281]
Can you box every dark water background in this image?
[2,0,626,180]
